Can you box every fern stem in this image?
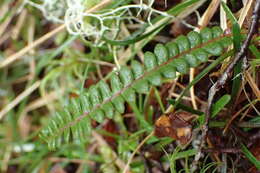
[128,101,152,130]
[154,87,166,113]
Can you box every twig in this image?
[198,0,221,28]
[202,148,241,153]
[192,0,260,171]
[123,131,154,173]
[244,70,260,99]
[49,157,93,164]
[0,81,41,120]
[189,68,198,109]
[12,10,27,40]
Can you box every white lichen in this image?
[23,0,176,45]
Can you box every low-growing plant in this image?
[40,26,233,149]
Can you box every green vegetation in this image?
[0,0,259,172]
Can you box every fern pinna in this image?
[40,26,233,149]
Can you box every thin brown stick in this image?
[123,131,154,173]
[203,148,241,153]
[0,81,41,120]
[12,10,27,40]
[198,0,221,28]
[245,70,260,99]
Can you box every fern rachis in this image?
[40,27,233,149]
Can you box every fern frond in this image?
[40,26,233,149]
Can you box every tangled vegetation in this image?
[0,0,259,172]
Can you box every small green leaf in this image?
[221,2,238,24]
[91,110,105,123]
[230,22,242,106]
[241,144,260,170]
[131,60,144,79]
[203,42,223,56]
[232,23,242,52]
[80,116,91,135]
[133,80,149,93]
[161,65,176,79]
[119,66,134,86]
[110,74,123,92]
[112,96,125,114]
[184,54,200,67]
[165,41,179,57]
[175,35,190,52]
[212,26,223,38]
[171,58,188,74]
[169,99,204,115]
[192,48,208,62]
[144,52,157,70]
[200,27,213,43]
[98,80,112,99]
[122,88,136,103]
[187,31,202,48]
[249,45,260,58]
[89,86,102,106]
[211,94,231,117]
[101,103,114,119]
[147,73,162,86]
[219,37,233,47]
[154,43,168,64]
[79,94,92,113]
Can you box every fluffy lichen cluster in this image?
[23,0,171,45]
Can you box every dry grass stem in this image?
[0,81,41,120]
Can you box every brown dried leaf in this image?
[154,111,193,145]
[69,93,79,98]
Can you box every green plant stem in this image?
[128,101,152,131]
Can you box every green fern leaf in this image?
[40,27,233,149]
